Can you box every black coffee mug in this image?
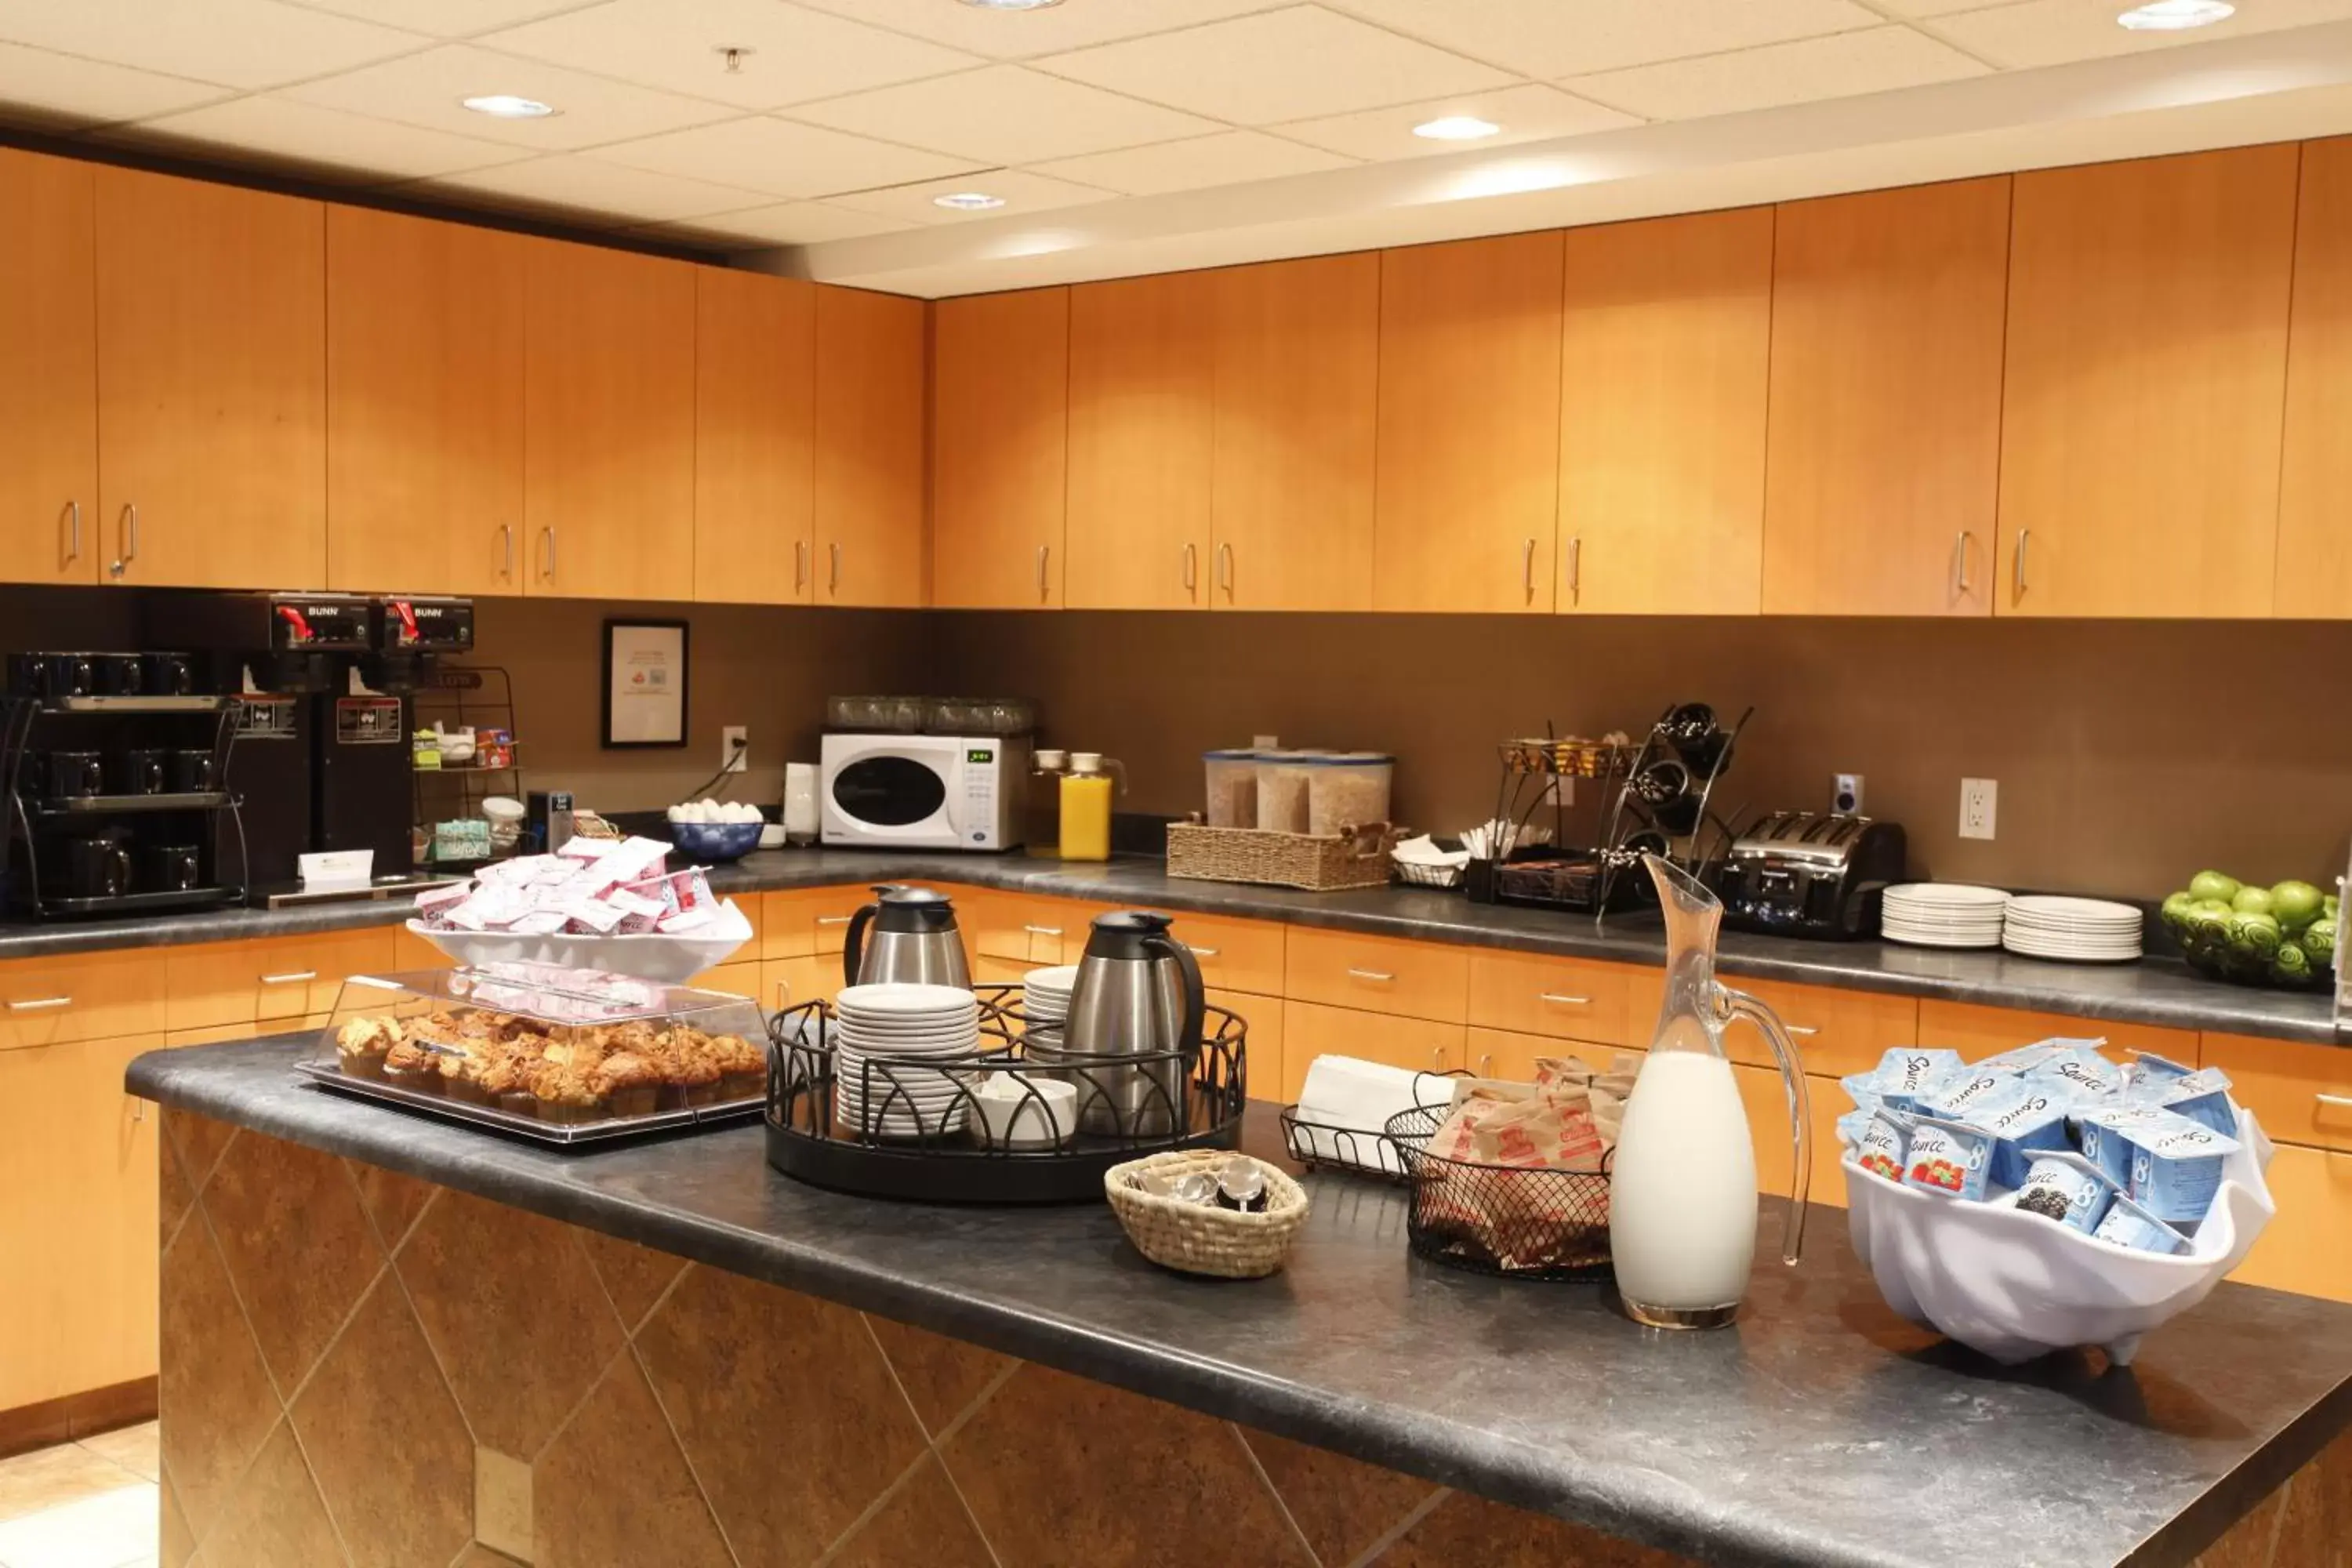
[40,751,104,800]
[112,748,168,797]
[63,837,132,900]
[91,654,144,696]
[169,750,216,793]
[141,652,198,698]
[8,652,93,700]
[140,844,201,893]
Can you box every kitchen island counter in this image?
[130,1035,2352,1568]
[13,846,2343,1046]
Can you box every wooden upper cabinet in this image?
[1210,254,1379,612]
[325,208,526,597]
[1374,233,1563,614]
[1762,177,2009,616]
[522,239,696,601]
[1065,271,1215,611]
[1998,145,2299,619]
[2274,137,2352,619]
[1559,209,1772,615]
[0,150,96,586]
[694,267,815,605]
[931,287,1069,608]
[814,286,927,608]
[94,167,325,590]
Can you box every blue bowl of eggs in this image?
[667,801,767,863]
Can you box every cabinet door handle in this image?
[775,978,793,1008]
[132,1097,146,1123]
[64,500,81,565]
[1348,967,1396,983]
[1217,542,1233,597]
[1184,946,1220,958]
[829,541,842,596]
[795,539,808,594]
[2317,1093,2352,1109]
[499,523,514,580]
[815,915,853,927]
[1539,993,1589,1006]
[2013,528,2029,601]
[1183,542,1197,593]
[110,502,138,579]
[1522,537,1537,600]
[6,996,72,1012]
[1476,1052,1492,1076]
[1951,530,1972,597]
[1428,1045,1446,1068]
[1036,543,1050,602]
[260,971,318,986]
[1566,535,1581,603]
[1785,1024,1820,1037]
[1023,924,1063,938]
[538,526,557,583]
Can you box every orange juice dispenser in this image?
[1057,752,1123,862]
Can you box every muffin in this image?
[596,1050,663,1118]
[529,1058,609,1124]
[382,1038,443,1096]
[437,1043,488,1105]
[707,1033,767,1103]
[335,1015,400,1080]
[654,1033,724,1110]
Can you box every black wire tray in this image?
[1384,1104,1614,1281]
[763,985,1248,1204]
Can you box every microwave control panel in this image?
[961,745,1000,847]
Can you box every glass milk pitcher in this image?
[1609,855,1813,1329]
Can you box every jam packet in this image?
[2025,1045,2126,1102]
[2078,1105,2241,1222]
[1902,1115,1995,1200]
[1844,1048,1966,1113]
[2013,1151,2118,1232]
[1855,1106,1911,1185]
[1969,1077,2075,1187]
[2092,1192,2192,1256]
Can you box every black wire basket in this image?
[1384,1104,1614,1280]
[763,985,1248,1204]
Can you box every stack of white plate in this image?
[2002,895,2144,964]
[1882,884,2010,949]
[833,982,980,1139]
[1022,965,1079,1032]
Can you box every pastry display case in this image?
[300,962,771,1145]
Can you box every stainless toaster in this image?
[1716,812,1907,940]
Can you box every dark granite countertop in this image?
[129,1035,2352,1568]
[20,847,2340,1046]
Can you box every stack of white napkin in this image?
[1294,1054,1455,1174]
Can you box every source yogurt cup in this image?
[1855,1106,1911,1184]
[1902,1115,1995,1200]
[2013,1151,2118,1232]
[1969,1077,2076,1188]
[2092,1192,2192,1256]
[2079,1106,2241,1223]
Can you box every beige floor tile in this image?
[0,1443,140,1526]
[75,1427,159,1486]
[0,1480,158,1568]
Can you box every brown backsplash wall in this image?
[467,599,931,815]
[931,612,2352,899]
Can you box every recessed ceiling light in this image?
[461,94,557,118]
[934,191,1007,211]
[1414,115,1501,142]
[960,0,1065,9]
[2116,0,2234,30]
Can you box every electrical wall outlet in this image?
[721,725,749,774]
[1833,773,1864,815]
[1959,778,1998,840]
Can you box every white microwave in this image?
[819,733,1029,851]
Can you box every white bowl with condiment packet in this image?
[971,1072,1078,1149]
[1840,1106,2275,1366]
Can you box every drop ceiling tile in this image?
[0,42,229,129]
[590,116,982,198]
[787,64,1217,165]
[1030,129,1353,194]
[0,0,426,89]
[1038,5,1515,124]
[479,0,978,111]
[420,151,774,221]
[1863,0,2016,14]
[114,96,527,181]
[636,201,915,248]
[1276,82,1638,161]
[1566,25,1989,120]
[1319,0,1883,78]
[826,167,1116,225]
[282,44,735,149]
[789,0,1289,60]
[1933,0,2352,69]
[287,0,595,37]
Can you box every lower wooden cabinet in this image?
[1279,1000,1462,1105]
[1465,1025,1632,1083]
[2231,1143,2352,1302]
[1727,977,1918,1077]
[162,929,394,1033]
[761,955,840,1014]
[1220,988,1278,1102]
[1737,1063,1851,1214]
[1466,950,1642,1046]
[691,959,760,998]
[2198,1031,2352,1155]
[762,886,879,963]
[0,947,164,1052]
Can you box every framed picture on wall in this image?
[601,619,688,748]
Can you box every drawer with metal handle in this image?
[1287,928,1467,1024]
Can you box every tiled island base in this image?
[158,1111,2348,1568]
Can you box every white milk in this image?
[1609,1047,1758,1316]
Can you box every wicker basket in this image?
[1166,821,1400,891]
[1103,1150,1309,1279]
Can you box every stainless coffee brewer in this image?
[842,884,971,989]
[1043,911,1206,1136]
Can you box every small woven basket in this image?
[1166,822,1401,891]
[1104,1150,1310,1279]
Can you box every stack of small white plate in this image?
[833,982,980,1139]
[2002,895,2144,964]
[1882,884,2010,949]
[1022,965,1079,1033]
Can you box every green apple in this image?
[2269,880,2326,932]
[2188,870,2242,904]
